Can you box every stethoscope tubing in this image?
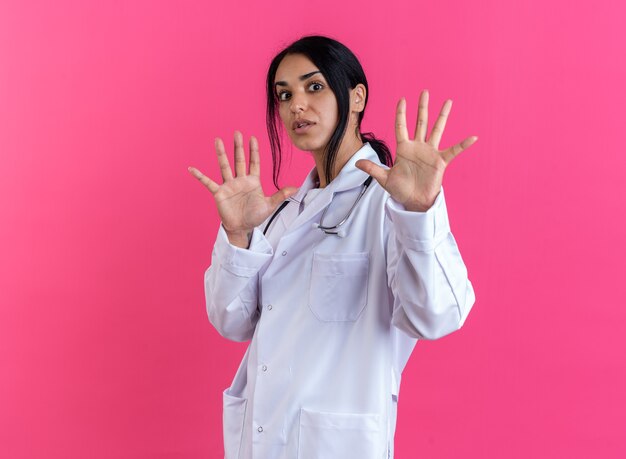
[262,176,373,237]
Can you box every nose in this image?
[289,91,307,114]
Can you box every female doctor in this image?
[188,35,477,459]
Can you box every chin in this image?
[289,135,329,155]
[293,142,317,152]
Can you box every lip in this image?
[292,119,316,132]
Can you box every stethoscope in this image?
[263,176,373,238]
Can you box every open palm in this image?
[356,90,478,212]
[188,131,297,241]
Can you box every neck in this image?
[312,133,364,188]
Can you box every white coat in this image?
[204,142,475,459]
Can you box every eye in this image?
[276,81,325,102]
[277,91,291,101]
[308,82,324,91]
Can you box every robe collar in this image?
[286,142,382,231]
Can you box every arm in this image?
[354,90,478,338]
[385,188,475,340]
[188,131,297,340]
[204,225,273,342]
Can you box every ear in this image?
[351,84,367,113]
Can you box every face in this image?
[273,54,339,156]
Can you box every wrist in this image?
[403,199,434,213]
[402,189,441,212]
[223,227,252,249]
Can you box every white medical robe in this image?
[204,142,475,458]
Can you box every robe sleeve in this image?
[204,224,273,342]
[384,187,475,340]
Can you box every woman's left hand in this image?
[355,90,478,212]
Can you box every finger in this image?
[215,137,233,182]
[441,136,478,165]
[414,89,429,142]
[428,99,452,149]
[188,166,219,194]
[268,186,298,209]
[249,136,261,176]
[234,131,246,177]
[355,159,389,187]
[395,98,409,143]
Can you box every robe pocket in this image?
[223,389,247,459]
[297,408,382,459]
[308,252,369,322]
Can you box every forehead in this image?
[274,54,321,83]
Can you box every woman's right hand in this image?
[188,131,298,248]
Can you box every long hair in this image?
[266,35,393,188]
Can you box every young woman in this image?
[189,35,477,459]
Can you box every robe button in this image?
[257,426,263,433]
[262,365,267,372]
[282,251,287,256]
[267,304,273,310]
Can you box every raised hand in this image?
[188,131,297,247]
[356,90,478,212]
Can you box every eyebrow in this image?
[274,70,322,88]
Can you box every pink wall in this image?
[1,0,625,457]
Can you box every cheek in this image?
[320,98,339,127]
[277,106,291,130]
[322,108,338,129]
[277,105,286,122]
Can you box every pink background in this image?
[1,0,625,457]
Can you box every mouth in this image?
[292,119,316,133]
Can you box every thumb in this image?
[355,159,389,187]
[268,186,298,208]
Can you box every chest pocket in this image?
[308,252,369,322]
